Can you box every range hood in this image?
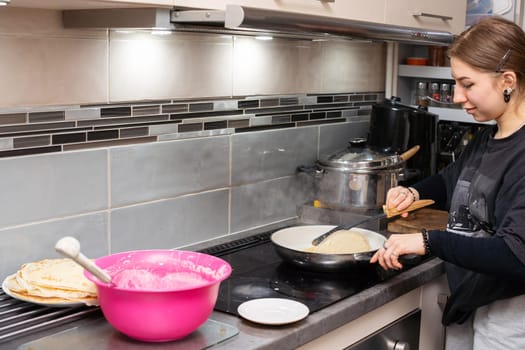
[63,5,454,45]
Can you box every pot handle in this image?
[399,145,420,162]
[399,168,421,182]
[296,164,324,175]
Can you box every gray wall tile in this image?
[110,190,229,252]
[231,127,318,185]
[65,107,101,121]
[0,213,108,281]
[318,121,369,159]
[0,8,108,108]
[110,136,230,207]
[109,32,233,101]
[0,137,13,150]
[231,176,313,233]
[0,150,107,228]
[0,113,26,125]
[149,123,179,136]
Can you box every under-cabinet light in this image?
[151,29,172,36]
[255,35,273,41]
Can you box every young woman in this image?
[370,16,525,349]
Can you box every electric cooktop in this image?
[200,229,425,316]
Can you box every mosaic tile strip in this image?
[101,106,131,118]
[0,92,384,158]
[162,104,188,114]
[133,105,161,116]
[121,126,150,138]
[14,135,50,149]
[238,100,259,109]
[0,113,27,125]
[28,111,65,123]
[169,110,243,120]
[0,121,77,135]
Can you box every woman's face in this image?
[450,57,506,123]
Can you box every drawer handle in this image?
[413,12,453,21]
[437,293,449,311]
[316,0,335,2]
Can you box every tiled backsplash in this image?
[0,8,386,108]
[0,92,378,280]
[0,7,387,279]
[0,92,381,158]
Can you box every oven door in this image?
[347,309,421,350]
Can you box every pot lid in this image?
[318,139,402,170]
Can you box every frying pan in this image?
[271,225,386,271]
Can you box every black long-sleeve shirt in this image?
[412,125,525,280]
[411,125,525,324]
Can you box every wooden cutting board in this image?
[387,208,448,234]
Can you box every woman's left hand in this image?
[386,186,417,217]
[370,233,426,270]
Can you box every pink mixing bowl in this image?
[84,249,232,342]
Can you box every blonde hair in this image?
[448,16,525,92]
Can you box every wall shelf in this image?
[430,107,495,125]
[429,107,469,123]
[398,65,453,80]
[396,64,488,124]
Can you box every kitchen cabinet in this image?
[92,0,174,5]
[297,275,448,350]
[11,0,465,36]
[174,0,466,33]
[385,0,467,35]
[8,0,175,9]
[102,0,175,5]
[11,0,466,35]
[174,0,385,23]
[297,288,421,349]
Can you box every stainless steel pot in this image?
[309,143,420,210]
[270,225,386,271]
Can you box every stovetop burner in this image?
[200,229,424,316]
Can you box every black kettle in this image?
[368,96,438,183]
[368,96,411,154]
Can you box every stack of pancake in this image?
[4,258,98,306]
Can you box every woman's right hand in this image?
[386,186,418,217]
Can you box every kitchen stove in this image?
[201,227,426,316]
[0,292,101,345]
[0,205,433,348]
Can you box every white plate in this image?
[237,298,309,325]
[2,274,94,308]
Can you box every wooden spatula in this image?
[311,199,435,246]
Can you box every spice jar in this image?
[441,83,451,103]
[415,81,429,107]
[430,82,441,104]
